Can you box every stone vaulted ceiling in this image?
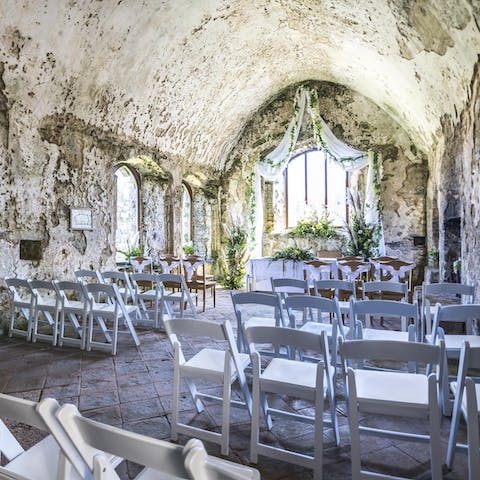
[1,0,479,171]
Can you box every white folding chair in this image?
[285,294,349,370]
[350,299,419,342]
[362,281,408,302]
[53,280,88,349]
[313,279,356,317]
[230,291,285,353]
[369,256,399,281]
[165,318,252,456]
[421,282,474,337]
[101,271,136,306]
[130,272,164,328]
[84,283,140,355]
[157,273,197,319]
[246,326,339,480]
[0,393,80,480]
[271,277,310,323]
[446,341,480,471]
[271,277,310,299]
[44,402,259,480]
[427,304,480,414]
[74,269,104,283]
[28,280,60,346]
[5,278,35,341]
[340,339,445,480]
[303,259,338,286]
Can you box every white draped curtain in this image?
[253,85,384,257]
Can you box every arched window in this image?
[182,183,193,245]
[286,149,347,228]
[115,165,139,262]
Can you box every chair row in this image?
[129,254,216,312]
[165,311,480,480]
[303,255,415,285]
[6,271,198,354]
[271,277,476,338]
[74,269,198,319]
[0,391,259,480]
[6,277,141,355]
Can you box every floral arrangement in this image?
[117,242,142,263]
[453,258,462,273]
[289,213,339,239]
[271,246,315,262]
[428,247,439,266]
[344,190,380,260]
[183,242,195,256]
[220,224,249,290]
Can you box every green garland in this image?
[305,85,365,165]
[371,150,383,218]
[245,169,257,242]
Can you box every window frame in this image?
[285,148,349,228]
[114,163,141,257]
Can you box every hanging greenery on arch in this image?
[252,84,384,257]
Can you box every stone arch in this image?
[113,163,140,261]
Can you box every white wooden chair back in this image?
[422,282,475,336]
[230,291,285,352]
[351,298,419,337]
[5,278,35,341]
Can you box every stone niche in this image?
[222,81,428,278]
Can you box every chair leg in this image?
[347,371,362,480]
[447,385,463,468]
[172,350,181,441]
[250,364,260,463]
[221,357,231,455]
[314,366,324,480]
[429,375,443,480]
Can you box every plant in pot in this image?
[271,245,315,262]
[117,242,142,264]
[343,190,380,260]
[220,224,249,290]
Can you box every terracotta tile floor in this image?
[0,288,470,479]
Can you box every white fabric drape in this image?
[252,85,384,257]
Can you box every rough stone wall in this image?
[454,60,480,297]
[142,178,167,259]
[223,82,428,279]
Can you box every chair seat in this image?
[5,435,83,480]
[165,291,198,302]
[300,321,350,338]
[426,334,480,351]
[362,328,409,342]
[244,317,278,329]
[260,358,326,399]
[137,290,159,300]
[36,299,58,310]
[354,369,429,411]
[182,349,250,383]
[63,301,87,312]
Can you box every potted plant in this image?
[343,190,380,260]
[220,225,249,290]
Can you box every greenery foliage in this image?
[271,246,315,262]
[290,215,339,239]
[428,247,439,265]
[183,243,195,255]
[344,190,380,260]
[221,225,249,290]
[117,242,142,262]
